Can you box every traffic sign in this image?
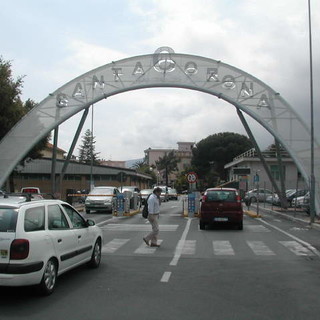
[187,172,198,184]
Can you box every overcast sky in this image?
[1,0,319,161]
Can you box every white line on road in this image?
[170,218,193,266]
[246,240,275,256]
[279,241,315,256]
[212,241,235,255]
[135,240,163,254]
[102,238,130,253]
[101,224,178,232]
[257,218,320,258]
[160,272,172,283]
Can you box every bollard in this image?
[188,192,196,217]
[115,193,125,216]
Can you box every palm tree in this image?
[155,150,179,186]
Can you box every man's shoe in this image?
[143,238,150,246]
[150,243,160,247]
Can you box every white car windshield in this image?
[90,188,114,195]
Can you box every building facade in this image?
[11,158,152,200]
[144,142,194,186]
[224,148,308,193]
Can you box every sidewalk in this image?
[244,203,320,230]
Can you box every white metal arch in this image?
[0,47,318,208]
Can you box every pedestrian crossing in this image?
[101,238,316,258]
[101,224,179,232]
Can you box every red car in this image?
[199,188,243,230]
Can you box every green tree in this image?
[22,99,50,160]
[78,129,100,164]
[155,150,179,186]
[192,132,253,183]
[0,57,25,139]
[132,160,156,186]
[0,58,50,190]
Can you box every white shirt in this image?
[148,193,160,214]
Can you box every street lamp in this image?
[307,0,316,222]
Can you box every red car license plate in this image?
[214,217,228,222]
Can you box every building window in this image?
[270,165,286,180]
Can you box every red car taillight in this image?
[202,195,208,202]
[10,239,29,260]
[236,195,241,203]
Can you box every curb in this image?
[249,206,320,231]
[244,210,261,218]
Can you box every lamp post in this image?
[90,104,94,191]
[307,0,316,223]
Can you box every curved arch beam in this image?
[0,49,318,205]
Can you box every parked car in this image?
[140,189,154,204]
[291,191,309,208]
[244,189,274,202]
[168,188,178,200]
[300,192,310,214]
[286,189,309,206]
[199,188,243,230]
[118,186,142,208]
[269,189,309,207]
[20,187,43,200]
[155,186,169,202]
[0,197,103,295]
[85,186,120,213]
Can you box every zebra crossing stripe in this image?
[102,239,130,253]
[212,241,235,255]
[134,240,163,254]
[102,238,317,258]
[176,240,196,255]
[279,241,315,256]
[101,224,178,231]
[246,241,275,255]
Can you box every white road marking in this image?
[102,238,130,253]
[280,241,315,256]
[247,241,275,256]
[101,224,178,232]
[246,225,271,232]
[212,241,235,255]
[258,218,320,258]
[175,240,196,255]
[134,240,163,254]
[170,218,193,266]
[160,271,172,283]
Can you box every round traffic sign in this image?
[187,172,198,183]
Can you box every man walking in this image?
[143,187,162,247]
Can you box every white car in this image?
[0,197,103,295]
[85,186,120,213]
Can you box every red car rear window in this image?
[206,190,236,202]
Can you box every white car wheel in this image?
[39,258,57,295]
